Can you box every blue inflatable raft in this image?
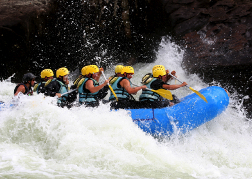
[128,86,229,136]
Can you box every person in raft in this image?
[139,68,187,107]
[72,66,88,89]
[109,66,147,109]
[44,67,77,108]
[143,65,176,84]
[14,73,36,96]
[33,69,54,94]
[141,65,181,104]
[77,65,109,107]
[108,65,124,84]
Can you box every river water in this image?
[0,38,251,178]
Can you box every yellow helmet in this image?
[152,65,165,73]
[121,66,134,74]
[81,66,88,76]
[41,69,54,78]
[115,65,124,73]
[153,68,166,78]
[85,65,99,75]
[56,67,69,78]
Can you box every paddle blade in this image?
[152,89,173,100]
[109,85,118,101]
[189,87,208,103]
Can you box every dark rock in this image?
[176,1,252,74]
[0,0,51,81]
[160,0,252,81]
[173,0,194,4]
[0,0,161,82]
[174,12,210,36]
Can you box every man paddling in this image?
[142,65,176,84]
[34,69,54,94]
[77,65,109,107]
[44,67,77,108]
[139,68,187,108]
[110,66,147,109]
[14,73,36,96]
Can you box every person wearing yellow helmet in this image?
[139,68,187,108]
[114,65,124,77]
[108,65,124,85]
[152,65,165,72]
[78,65,109,107]
[14,73,37,96]
[142,65,177,85]
[71,65,88,90]
[44,67,77,108]
[34,69,54,94]
[109,66,147,109]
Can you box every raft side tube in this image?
[129,86,229,136]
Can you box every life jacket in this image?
[139,78,162,102]
[14,83,33,96]
[78,78,99,104]
[141,73,153,84]
[73,75,84,87]
[56,79,69,104]
[34,82,45,94]
[34,79,53,94]
[109,77,132,101]
[109,75,118,84]
[38,82,45,94]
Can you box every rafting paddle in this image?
[60,88,78,96]
[101,71,118,101]
[132,84,173,100]
[168,74,208,103]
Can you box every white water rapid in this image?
[0,38,252,178]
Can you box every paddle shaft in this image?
[132,85,156,92]
[168,73,208,103]
[169,74,191,88]
[132,84,173,100]
[61,88,77,96]
[132,84,150,90]
[101,71,118,101]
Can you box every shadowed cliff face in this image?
[161,0,252,73]
[0,0,162,82]
[0,0,56,81]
